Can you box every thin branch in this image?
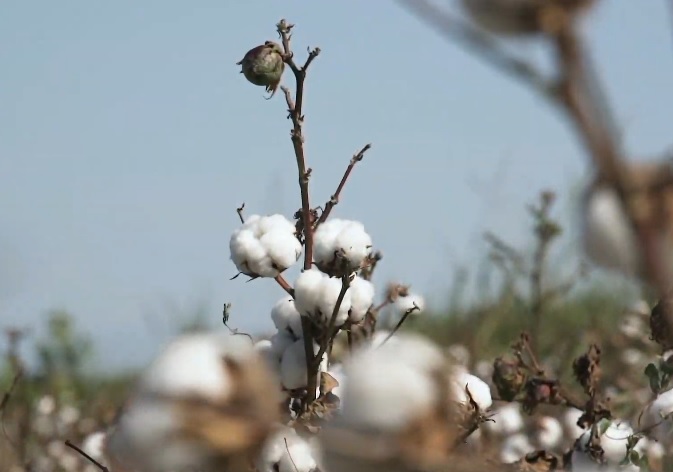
[0,368,22,413]
[65,440,110,472]
[314,275,352,368]
[276,19,322,410]
[316,144,372,226]
[236,202,245,224]
[380,304,420,345]
[395,0,552,97]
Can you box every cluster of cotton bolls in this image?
[229,214,302,278]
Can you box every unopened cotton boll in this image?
[271,297,303,339]
[451,370,492,410]
[348,276,375,323]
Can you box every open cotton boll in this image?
[335,221,372,268]
[138,332,252,402]
[82,431,107,461]
[348,276,375,323]
[314,219,348,264]
[294,268,325,317]
[107,331,281,472]
[271,297,303,339]
[394,292,425,314]
[278,434,319,472]
[537,416,563,450]
[259,230,302,272]
[581,187,644,278]
[642,388,673,441]
[578,421,633,464]
[564,407,586,438]
[337,334,443,431]
[269,330,296,359]
[317,276,352,325]
[257,214,296,236]
[451,370,492,410]
[107,398,212,472]
[280,339,320,390]
[485,404,523,435]
[255,426,298,472]
[500,433,533,463]
[230,229,266,273]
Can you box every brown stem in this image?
[276,19,322,409]
[380,304,420,346]
[236,202,245,224]
[66,440,110,472]
[316,144,372,226]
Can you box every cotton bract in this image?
[230,214,302,278]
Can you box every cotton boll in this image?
[394,293,425,314]
[230,229,266,273]
[335,221,372,268]
[271,297,303,339]
[138,333,250,402]
[294,269,325,317]
[451,371,492,410]
[337,334,443,431]
[280,339,320,390]
[485,404,523,435]
[36,395,56,416]
[314,219,347,265]
[564,407,586,438]
[259,230,302,273]
[582,187,641,277]
[269,330,296,360]
[258,214,296,235]
[348,276,375,323]
[318,276,352,326]
[256,426,299,472]
[278,434,319,472]
[642,388,673,442]
[107,398,211,472]
[537,416,563,450]
[500,433,533,463]
[82,431,107,461]
[578,421,633,464]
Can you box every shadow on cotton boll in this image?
[105,332,282,472]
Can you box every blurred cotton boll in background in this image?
[319,334,469,472]
[256,425,321,472]
[105,331,281,472]
[229,213,302,278]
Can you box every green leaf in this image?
[598,418,611,436]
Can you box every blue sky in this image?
[1,1,671,370]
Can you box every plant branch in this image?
[65,440,109,472]
[315,274,352,368]
[395,0,553,97]
[0,368,22,413]
[316,144,372,226]
[381,304,420,345]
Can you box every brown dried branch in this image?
[380,303,421,345]
[236,202,245,224]
[316,143,372,226]
[65,440,110,472]
[276,18,321,409]
[0,368,22,413]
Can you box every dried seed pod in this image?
[492,356,527,401]
[237,41,285,97]
[461,0,595,37]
